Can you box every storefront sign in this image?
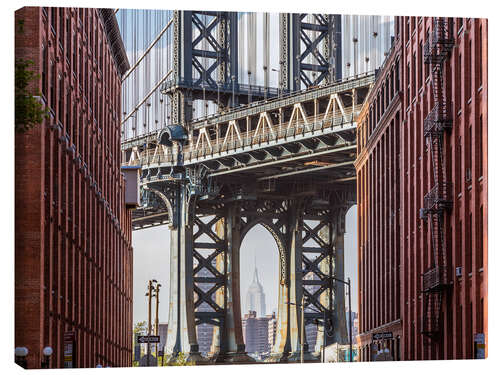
[373,332,393,340]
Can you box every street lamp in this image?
[15,347,28,369]
[41,346,53,369]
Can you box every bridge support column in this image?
[165,183,204,363]
[211,205,254,363]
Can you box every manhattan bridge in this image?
[117,10,392,363]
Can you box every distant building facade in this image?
[15,7,132,368]
[158,323,168,353]
[242,311,276,356]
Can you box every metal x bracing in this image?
[191,13,225,88]
[301,214,334,328]
[193,215,226,326]
[298,14,331,87]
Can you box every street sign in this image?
[137,335,160,344]
[372,332,393,340]
[64,331,76,368]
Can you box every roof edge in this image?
[98,9,130,77]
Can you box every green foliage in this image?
[15,58,48,133]
[166,352,195,366]
[133,321,147,335]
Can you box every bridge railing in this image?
[126,104,362,166]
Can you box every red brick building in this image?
[355,16,487,361]
[15,7,133,368]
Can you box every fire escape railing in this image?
[419,17,454,342]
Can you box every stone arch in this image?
[143,186,176,229]
[240,218,287,284]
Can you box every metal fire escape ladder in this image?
[420,17,454,342]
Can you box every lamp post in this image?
[15,347,28,369]
[41,346,53,369]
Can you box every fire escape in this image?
[419,17,454,341]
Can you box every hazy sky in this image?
[132,206,357,325]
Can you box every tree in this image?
[15,19,48,133]
[15,59,48,133]
[132,321,147,366]
[133,321,147,336]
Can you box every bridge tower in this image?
[279,13,342,92]
[127,15,366,363]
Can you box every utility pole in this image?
[300,294,305,364]
[154,283,161,358]
[146,279,157,367]
[348,277,353,362]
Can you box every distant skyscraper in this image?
[245,266,266,317]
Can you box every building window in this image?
[66,18,71,61]
[479,25,483,86]
[58,77,63,123]
[407,62,410,106]
[458,219,462,266]
[50,63,56,113]
[425,30,430,78]
[418,41,423,88]
[467,213,472,273]
[468,39,472,99]
[457,137,462,189]
[478,205,483,270]
[412,52,416,98]
[479,115,483,177]
[41,43,47,99]
[50,7,56,33]
[468,124,472,182]
[458,53,462,105]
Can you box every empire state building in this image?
[245,267,266,317]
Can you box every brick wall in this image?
[15,7,133,368]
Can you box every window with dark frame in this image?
[479,115,483,177]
